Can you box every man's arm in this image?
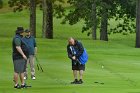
[67,45,73,59]
[16,46,27,60]
[14,38,27,60]
[34,38,37,55]
[34,47,37,55]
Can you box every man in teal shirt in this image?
[23,29,37,80]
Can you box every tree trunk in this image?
[42,0,47,38]
[0,0,3,9]
[100,3,108,41]
[30,0,36,37]
[45,0,53,39]
[136,0,140,48]
[91,1,97,40]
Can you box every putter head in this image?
[94,81,99,83]
[100,83,104,85]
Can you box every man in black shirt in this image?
[12,27,29,89]
[67,37,85,84]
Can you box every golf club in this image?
[35,56,44,72]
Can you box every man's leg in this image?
[79,70,84,84]
[20,72,29,88]
[20,73,25,85]
[29,55,35,79]
[24,59,29,80]
[20,59,28,88]
[79,70,84,79]
[73,70,78,79]
[71,70,78,84]
[14,72,18,85]
[13,72,21,88]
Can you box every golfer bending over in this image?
[12,27,29,89]
[67,37,86,84]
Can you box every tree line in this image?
[8,0,65,39]
[0,0,140,47]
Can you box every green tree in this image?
[42,0,47,38]
[8,0,29,12]
[8,0,65,38]
[100,1,108,41]
[42,0,53,39]
[136,0,140,48]
[91,0,97,40]
[99,0,116,41]
[0,0,3,9]
[42,0,65,39]
[63,0,94,36]
[30,0,36,37]
[109,0,136,35]
[63,0,115,41]
[8,0,36,37]
[63,0,136,41]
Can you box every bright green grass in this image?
[1,36,140,93]
[1,8,140,93]
[0,9,89,39]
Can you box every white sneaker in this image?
[32,76,36,80]
[24,76,27,80]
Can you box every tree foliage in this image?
[8,0,65,38]
[41,0,65,39]
[63,0,136,39]
[8,0,29,12]
[109,0,136,35]
[8,0,65,17]
[62,0,118,35]
[8,0,37,36]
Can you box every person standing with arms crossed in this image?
[12,27,29,89]
[23,29,37,80]
[67,37,85,84]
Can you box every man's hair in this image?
[68,37,76,42]
[68,37,75,44]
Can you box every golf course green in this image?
[0,2,140,93]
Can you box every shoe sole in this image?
[21,85,32,89]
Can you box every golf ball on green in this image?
[102,66,104,68]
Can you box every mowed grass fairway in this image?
[1,9,140,93]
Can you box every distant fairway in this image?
[0,8,140,93]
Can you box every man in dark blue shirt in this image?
[23,29,37,80]
[67,37,85,84]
